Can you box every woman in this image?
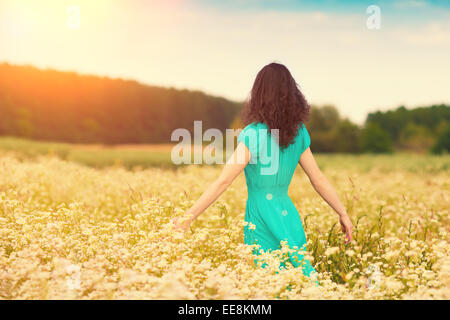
[173,62,353,278]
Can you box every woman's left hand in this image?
[171,215,192,233]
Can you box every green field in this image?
[0,136,448,173]
[0,136,449,299]
[0,137,174,169]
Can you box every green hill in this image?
[0,63,242,144]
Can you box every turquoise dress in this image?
[238,122,316,278]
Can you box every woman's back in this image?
[238,121,316,276]
[237,121,311,193]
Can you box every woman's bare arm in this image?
[172,142,251,232]
[299,147,353,243]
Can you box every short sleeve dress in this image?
[237,122,316,278]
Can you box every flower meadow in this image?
[0,153,448,300]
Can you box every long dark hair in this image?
[241,62,310,149]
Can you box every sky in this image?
[0,0,449,124]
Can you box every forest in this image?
[0,63,448,153]
[304,104,449,154]
[0,63,241,144]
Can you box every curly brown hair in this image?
[241,62,311,149]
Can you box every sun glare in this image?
[0,0,113,34]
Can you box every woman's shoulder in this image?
[239,122,267,135]
[243,121,267,130]
[237,122,267,159]
[295,122,311,151]
[298,122,308,134]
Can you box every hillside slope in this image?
[0,63,241,144]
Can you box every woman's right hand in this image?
[299,149,354,244]
[339,214,353,244]
[171,215,192,233]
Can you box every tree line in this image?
[302,104,450,154]
[0,63,241,144]
[364,105,449,154]
[0,63,448,153]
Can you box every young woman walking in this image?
[173,62,353,278]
